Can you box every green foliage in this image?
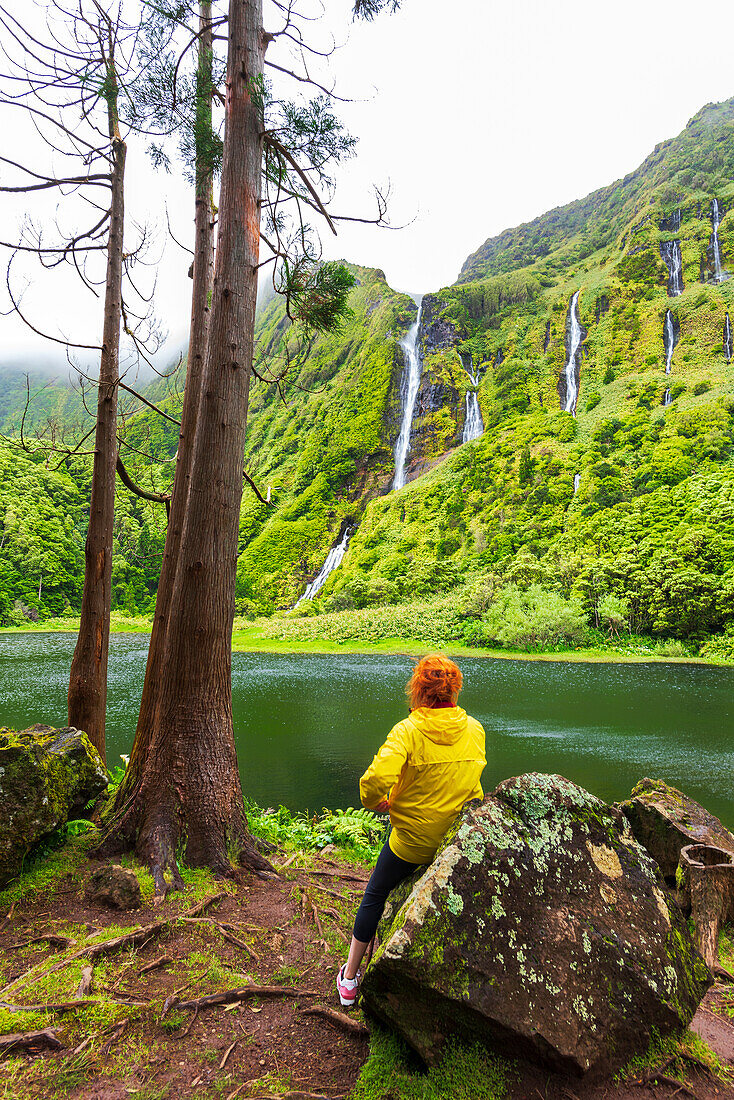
[246,801,385,861]
[482,585,588,650]
[350,1026,509,1100]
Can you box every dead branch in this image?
[300,1006,369,1037]
[116,453,170,505]
[219,1038,237,1070]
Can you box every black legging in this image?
[353,840,421,943]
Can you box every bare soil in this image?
[0,853,732,1100]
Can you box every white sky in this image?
[2,0,734,370]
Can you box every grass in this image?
[231,622,731,666]
[3,613,732,667]
[617,1027,734,1087]
[349,1026,510,1100]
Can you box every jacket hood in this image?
[408,706,469,745]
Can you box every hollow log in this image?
[677,843,734,970]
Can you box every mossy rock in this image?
[0,724,109,886]
[619,777,734,895]
[361,773,711,1078]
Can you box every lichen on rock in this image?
[0,724,109,886]
[361,772,711,1078]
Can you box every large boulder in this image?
[361,773,711,1077]
[0,724,109,885]
[620,777,734,883]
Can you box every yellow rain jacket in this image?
[359,706,486,864]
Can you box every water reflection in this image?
[0,635,731,827]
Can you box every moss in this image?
[349,1025,510,1100]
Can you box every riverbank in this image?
[1,824,732,1100]
[2,615,733,666]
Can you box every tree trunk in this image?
[99,0,270,889]
[678,843,734,970]
[116,1,216,796]
[67,63,125,765]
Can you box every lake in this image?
[0,633,732,828]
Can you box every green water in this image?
[0,634,732,828]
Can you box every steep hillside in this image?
[250,99,734,654]
[4,99,734,655]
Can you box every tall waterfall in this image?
[392,297,423,491]
[294,525,353,608]
[725,312,733,362]
[711,199,726,283]
[562,291,583,416]
[660,239,684,296]
[573,473,580,495]
[663,389,672,407]
[663,310,676,375]
[461,357,484,443]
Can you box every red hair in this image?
[407,654,463,709]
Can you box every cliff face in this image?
[256,97,734,643]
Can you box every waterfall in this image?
[294,525,353,608]
[725,312,733,362]
[663,389,672,407]
[562,291,583,416]
[461,356,484,443]
[392,297,423,491]
[663,310,677,375]
[711,199,726,284]
[660,239,684,296]
[573,473,580,495]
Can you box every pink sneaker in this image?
[336,964,359,1007]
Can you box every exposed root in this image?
[300,1006,369,1037]
[76,965,93,998]
[1,895,225,999]
[139,954,172,975]
[8,933,76,952]
[0,1027,63,1057]
[170,985,319,1013]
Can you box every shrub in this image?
[483,584,589,650]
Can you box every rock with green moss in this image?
[620,777,734,885]
[0,724,109,886]
[85,863,141,909]
[360,772,711,1077]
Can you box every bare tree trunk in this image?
[119,2,215,794]
[99,0,270,888]
[68,62,126,765]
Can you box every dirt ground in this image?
[0,850,732,1100]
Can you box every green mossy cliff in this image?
[4,102,734,652]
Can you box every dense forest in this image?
[4,99,734,659]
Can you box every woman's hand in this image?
[375,800,390,813]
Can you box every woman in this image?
[336,654,486,1007]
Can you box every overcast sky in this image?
[2,0,734,371]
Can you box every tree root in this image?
[300,1005,369,1038]
[0,1027,63,1057]
[139,954,172,975]
[0,998,105,1014]
[169,985,319,1014]
[300,868,367,884]
[0,893,225,999]
[76,965,93,998]
[8,933,76,952]
[179,916,259,961]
